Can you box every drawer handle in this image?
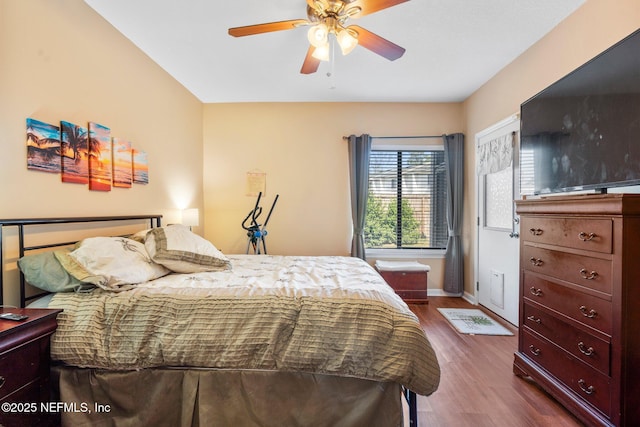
[529,287,543,297]
[578,232,596,242]
[578,342,595,356]
[529,345,541,356]
[529,257,543,267]
[579,305,598,318]
[579,268,598,280]
[578,379,595,395]
[529,228,543,236]
[526,315,541,324]
[0,376,4,389]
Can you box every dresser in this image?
[0,308,62,427]
[513,194,640,426]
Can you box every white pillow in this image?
[145,224,230,273]
[57,237,170,291]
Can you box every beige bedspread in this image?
[49,255,440,396]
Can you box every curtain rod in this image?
[342,135,445,140]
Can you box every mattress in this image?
[48,255,440,396]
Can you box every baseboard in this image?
[427,289,478,305]
[462,291,477,305]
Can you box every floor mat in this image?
[437,308,514,336]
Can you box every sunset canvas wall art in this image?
[26,117,149,191]
[60,120,89,184]
[26,118,60,173]
[112,137,132,188]
[133,149,149,184]
[88,122,112,191]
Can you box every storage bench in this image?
[375,260,430,304]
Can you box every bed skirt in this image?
[52,366,404,427]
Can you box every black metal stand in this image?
[242,192,279,254]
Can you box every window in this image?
[366,146,448,250]
[519,146,536,196]
[484,166,513,230]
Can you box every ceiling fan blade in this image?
[348,0,410,18]
[300,46,321,74]
[228,19,309,37]
[349,25,405,61]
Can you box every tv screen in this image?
[520,28,640,195]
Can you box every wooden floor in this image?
[410,297,583,427]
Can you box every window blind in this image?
[366,150,448,249]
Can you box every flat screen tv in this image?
[520,28,640,195]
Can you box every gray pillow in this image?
[17,250,94,293]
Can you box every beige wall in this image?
[202,102,464,288]
[462,0,640,296]
[0,0,203,306]
[0,0,203,219]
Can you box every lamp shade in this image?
[312,43,330,61]
[182,209,199,227]
[307,23,328,48]
[337,28,358,55]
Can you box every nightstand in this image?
[375,260,430,304]
[0,308,62,427]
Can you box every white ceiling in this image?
[84,0,585,103]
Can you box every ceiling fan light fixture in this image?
[337,28,358,55]
[228,0,408,74]
[311,42,330,61]
[307,23,329,48]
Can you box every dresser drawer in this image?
[522,246,612,295]
[522,329,611,416]
[523,303,610,375]
[0,340,41,400]
[521,216,612,254]
[524,273,612,334]
[0,380,49,427]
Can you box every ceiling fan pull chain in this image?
[328,37,337,88]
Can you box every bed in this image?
[0,215,440,427]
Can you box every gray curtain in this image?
[443,133,464,294]
[347,134,371,259]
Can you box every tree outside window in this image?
[365,149,447,250]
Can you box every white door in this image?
[475,115,520,325]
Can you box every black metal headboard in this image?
[0,215,162,307]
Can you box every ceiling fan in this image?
[228,0,409,74]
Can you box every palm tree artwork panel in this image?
[113,137,133,188]
[60,120,89,184]
[88,122,112,191]
[26,118,61,173]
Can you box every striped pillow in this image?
[145,224,230,273]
